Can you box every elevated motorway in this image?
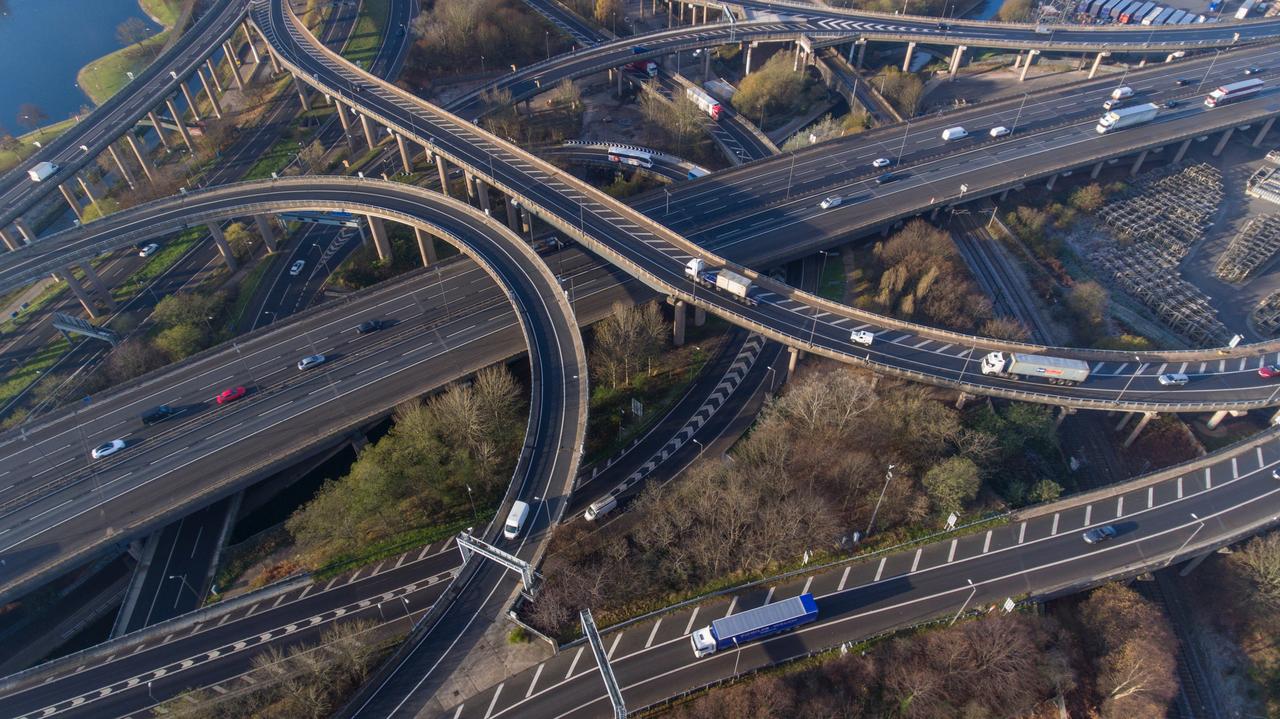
[0,177,588,607]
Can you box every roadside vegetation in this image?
[828,0,949,14]
[638,85,717,165]
[781,112,870,152]
[341,0,390,69]
[730,53,827,132]
[525,361,1070,638]
[481,80,585,146]
[403,0,566,89]
[871,66,925,117]
[661,581,1177,719]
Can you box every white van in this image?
[584,495,618,521]
[1110,86,1134,100]
[941,127,968,141]
[504,500,531,539]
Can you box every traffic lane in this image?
[121,499,231,634]
[1,549,464,719]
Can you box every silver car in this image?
[91,439,126,459]
[297,354,326,370]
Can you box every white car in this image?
[871,157,891,168]
[819,196,842,210]
[289,260,306,276]
[139,243,160,258]
[91,439,126,459]
[1157,372,1189,386]
[297,354,326,370]
[851,330,875,346]
[989,126,1010,138]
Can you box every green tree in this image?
[1069,183,1106,212]
[997,0,1035,21]
[1026,479,1062,503]
[222,222,259,260]
[80,198,121,223]
[731,53,808,128]
[153,323,206,360]
[154,291,225,330]
[1067,281,1109,337]
[922,456,981,515]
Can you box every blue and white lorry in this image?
[689,593,819,657]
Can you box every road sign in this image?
[51,312,118,345]
[631,398,643,418]
[1003,598,1016,613]
[277,211,362,228]
[945,513,958,530]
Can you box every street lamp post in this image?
[168,574,198,600]
[950,579,976,625]
[691,437,704,459]
[1167,513,1205,567]
[866,464,896,536]
[1197,49,1222,94]
[1116,354,1142,405]
[1010,92,1029,134]
[895,117,911,165]
[466,484,477,523]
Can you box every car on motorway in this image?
[1163,99,1180,109]
[1082,525,1118,544]
[1157,372,1189,386]
[989,126,1011,138]
[91,439,126,460]
[297,354,327,370]
[1102,98,1124,111]
[876,172,898,185]
[289,260,306,276]
[850,329,875,346]
[1246,66,1265,75]
[1260,364,1280,378]
[141,405,179,425]
[872,157,892,168]
[357,320,385,334]
[1175,78,1192,86]
[216,386,246,405]
[138,243,160,258]
[819,196,842,209]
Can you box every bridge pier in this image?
[0,228,19,251]
[902,42,916,72]
[744,43,753,75]
[241,22,261,65]
[704,45,712,80]
[198,68,223,119]
[506,200,521,234]
[1090,160,1104,179]
[164,98,195,151]
[948,45,966,79]
[366,215,391,261]
[335,102,355,148]
[254,214,278,252]
[205,58,224,95]
[954,392,973,410]
[53,269,101,319]
[106,144,136,190]
[1123,411,1157,448]
[1172,137,1192,164]
[694,306,705,326]
[1045,173,1057,190]
[1177,547,1218,576]
[435,155,450,196]
[291,72,311,111]
[13,218,36,244]
[1130,149,1148,177]
[855,38,867,70]
[1206,409,1247,429]
[788,346,801,373]
[1019,50,1040,82]
[125,134,155,182]
[358,112,376,148]
[1055,406,1076,428]
[414,227,438,266]
[179,82,202,123]
[395,133,413,174]
[521,207,533,235]
[222,41,245,90]
[672,299,687,347]
[146,110,173,152]
[1254,117,1275,147]
[58,184,84,221]
[206,222,238,271]
[476,179,492,214]
[1212,127,1234,157]
[77,173,98,205]
[77,262,116,311]
[464,172,478,204]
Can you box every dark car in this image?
[357,320,385,334]
[1175,78,1192,86]
[1246,66,1265,76]
[140,405,179,425]
[1163,99,1180,109]
[1082,525,1118,544]
[876,172,898,185]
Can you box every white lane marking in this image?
[452,704,465,719]
[723,596,737,618]
[565,646,584,680]
[1051,513,1060,535]
[1117,496,1125,517]
[947,540,957,563]
[1178,476,1184,498]
[1258,447,1266,470]
[1149,486,1154,508]
[982,531,992,554]
[802,576,813,595]
[483,683,504,719]
[764,587,775,604]
[683,606,700,636]
[606,632,623,660]
[525,663,544,698]
[1083,505,1092,527]
[1018,522,1026,544]
[645,618,663,649]
[910,548,922,572]
[839,565,852,590]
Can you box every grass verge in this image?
[227,257,276,329]
[77,32,171,105]
[0,119,80,174]
[139,0,184,28]
[342,0,391,69]
[0,282,67,335]
[0,338,72,409]
[111,227,204,301]
[244,131,309,180]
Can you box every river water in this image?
[0,0,160,135]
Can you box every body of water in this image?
[0,0,159,135]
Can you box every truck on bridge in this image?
[27,161,58,183]
[690,593,819,657]
[1096,103,1160,133]
[686,258,757,306]
[685,86,723,121]
[980,352,1091,385]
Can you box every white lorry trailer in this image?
[27,161,58,183]
[980,351,1091,385]
[1096,103,1159,133]
[685,258,756,305]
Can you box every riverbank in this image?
[76,0,185,106]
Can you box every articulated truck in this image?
[1096,103,1159,133]
[980,351,1091,385]
[686,258,756,305]
[690,593,819,657]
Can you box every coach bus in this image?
[607,146,654,168]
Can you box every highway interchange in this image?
[7,0,1280,716]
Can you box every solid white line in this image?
[683,606,700,636]
[606,632,623,660]
[484,683,504,719]
[452,704,465,719]
[874,557,886,582]
[1178,476,1184,498]
[645,618,663,649]
[839,565,852,590]
[1083,505,1092,526]
[763,587,775,604]
[982,531,992,554]
[802,576,813,595]
[525,663,544,698]
[565,646,584,680]
[1148,486,1154,508]
[1051,513,1060,535]
[910,548,922,572]
[947,540,957,563]
[1018,522,1026,544]
[723,596,737,618]
[1116,496,1124,517]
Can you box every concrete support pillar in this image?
[198,68,223,119]
[615,68,623,97]
[464,172,477,203]
[366,215,391,261]
[266,46,282,75]
[703,46,711,79]
[335,102,354,146]
[77,174,98,205]
[745,44,753,75]
[179,82,202,123]
[1130,149,1148,177]
[1137,57,1147,69]
[694,306,705,326]
[476,180,492,214]
[902,42,916,72]
[358,113,376,148]
[435,154,450,196]
[125,134,155,182]
[856,39,867,70]
[1019,50,1039,81]
[1254,116,1275,147]
[395,133,413,173]
[1207,409,1230,429]
[165,98,194,151]
[77,262,116,310]
[254,214,278,252]
[292,73,311,111]
[1173,138,1192,164]
[948,46,966,78]
[679,1,685,22]
[1089,51,1108,79]
[1045,173,1057,190]
[206,222,238,271]
[0,227,18,251]
[54,269,101,319]
[954,392,972,410]
[1090,161,1104,179]
[147,110,172,151]
[106,143,136,189]
[58,184,84,221]
[243,23,262,65]
[787,346,800,373]
[1177,548,1216,576]
[222,41,245,90]
[1054,406,1076,428]
[205,58,224,94]
[999,188,1010,201]
[521,207,533,235]
[1123,411,1157,448]
[1212,127,1234,157]
[13,218,36,244]
[414,227,438,266]
[506,200,520,233]
[1115,412,1134,431]
[673,300,687,346]
[1013,52,1024,70]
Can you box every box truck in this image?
[980,351,1092,385]
[690,593,819,657]
[1096,103,1159,133]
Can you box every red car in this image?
[216,386,246,404]
[1260,365,1280,379]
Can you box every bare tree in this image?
[16,103,47,136]
[591,301,666,387]
[115,17,152,50]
